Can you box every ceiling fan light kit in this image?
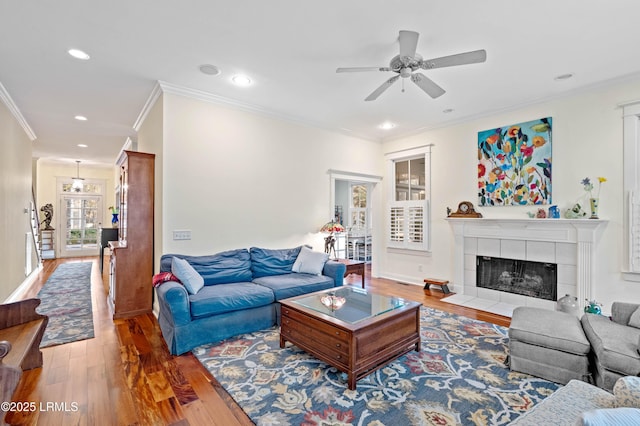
[337,30,486,101]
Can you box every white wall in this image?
[0,94,34,301]
[381,76,640,310]
[158,92,384,258]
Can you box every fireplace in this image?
[476,256,557,301]
[446,217,607,312]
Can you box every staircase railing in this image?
[30,187,42,266]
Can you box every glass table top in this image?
[288,286,410,324]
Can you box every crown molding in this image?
[0,81,36,141]
[153,80,379,143]
[132,81,163,132]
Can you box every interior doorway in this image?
[335,181,372,262]
[329,170,382,269]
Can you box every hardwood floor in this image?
[6,257,510,425]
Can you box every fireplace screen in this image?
[476,256,557,301]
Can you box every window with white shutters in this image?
[386,146,431,251]
[389,206,404,242]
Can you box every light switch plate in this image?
[173,230,191,240]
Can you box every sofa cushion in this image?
[581,313,640,376]
[161,249,253,285]
[172,257,204,295]
[189,282,275,319]
[253,273,334,300]
[292,247,329,275]
[250,246,302,278]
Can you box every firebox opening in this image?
[476,256,558,301]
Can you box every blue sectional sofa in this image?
[155,246,346,355]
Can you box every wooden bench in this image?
[423,278,451,294]
[0,298,48,414]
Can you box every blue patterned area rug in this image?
[36,262,94,348]
[193,307,560,425]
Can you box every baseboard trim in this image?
[4,264,43,303]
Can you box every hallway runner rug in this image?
[36,262,94,348]
[194,306,560,425]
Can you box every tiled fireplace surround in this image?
[447,218,607,313]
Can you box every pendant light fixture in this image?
[72,160,84,191]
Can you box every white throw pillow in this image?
[292,247,329,275]
[629,306,640,328]
[171,257,204,295]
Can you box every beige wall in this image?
[0,96,35,301]
[381,76,640,309]
[146,92,384,265]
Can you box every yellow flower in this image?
[598,177,607,183]
[532,136,546,147]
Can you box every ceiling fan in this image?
[337,30,487,101]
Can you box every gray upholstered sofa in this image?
[581,302,640,391]
[155,246,346,355]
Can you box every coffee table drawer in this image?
[281,323,349,369]
[281,307,350,343]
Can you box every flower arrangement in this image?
[581,177,606,199]
[108,206,119,214]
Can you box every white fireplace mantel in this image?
[446,218,608,310]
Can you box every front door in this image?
[57,175,104,258]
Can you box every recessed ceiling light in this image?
[77,144,88,148]
[554,73,574,81]
[231,74,252,86]
[68,49,90,60]
[443,108,454,114]
[199,64,221,76]
[379,122,396,130]
[74,115,87,121]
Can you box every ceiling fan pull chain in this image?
[401,78,405,93]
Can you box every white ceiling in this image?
[2,1,640,166]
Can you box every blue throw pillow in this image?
[292,246,329,275]
[171,257,204,295]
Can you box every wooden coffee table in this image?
[279,287,421,390]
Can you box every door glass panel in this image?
[63,196,99,252]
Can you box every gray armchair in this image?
[581,302,640,391]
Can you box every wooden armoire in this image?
[108,150,155,319]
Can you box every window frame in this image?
[385,145,432,252]
[622,101,640,280]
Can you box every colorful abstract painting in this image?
[478,117,552,206]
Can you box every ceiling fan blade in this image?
[420,49,487,70]
[336,66,391,73]
[399,30,419,63]
[411,73,446,98]
[365,75,400,101]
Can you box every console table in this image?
[99,228,118,273]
